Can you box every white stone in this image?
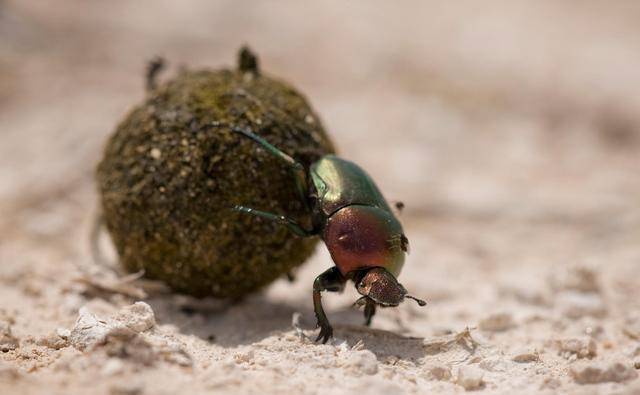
[69,307,113,350]
[69,302,156,351]
[425,364,452,381]
[457,365,484,390]
[112,302,155,333]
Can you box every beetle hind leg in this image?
[233,205,315,237]
[231,127,309,205]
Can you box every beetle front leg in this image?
[313,267,346,343]
[363,298,376,326]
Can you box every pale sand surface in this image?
[1,2,640,394]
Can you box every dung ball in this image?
[96,47,334,298]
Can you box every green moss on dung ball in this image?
[96,48,334,298]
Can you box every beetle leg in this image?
[231,127,309,205]
[233,205,315,237]
[313,267,346,343]
[363,298,376,327]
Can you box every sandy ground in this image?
[1,1,640,394]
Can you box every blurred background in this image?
[1,1,639,394]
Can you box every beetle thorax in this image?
[322,205,405,277]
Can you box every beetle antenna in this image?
[406,295,427,306]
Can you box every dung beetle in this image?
[232,127,426,343]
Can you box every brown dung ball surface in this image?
[96,49,334,298]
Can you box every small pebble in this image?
[556,337,597,359]
[425,364,452,381]
[457,365,484,390]
[149,148,162,159]
[234,349,255,363]
[0,321,19,352]
[113,302,156,333]
[512,349,540,363]
[37,332,68,350]
[69,307,113,350]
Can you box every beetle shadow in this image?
[144,292,425,361]
[325,308,426,362]
[144,293,299,346]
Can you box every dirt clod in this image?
[0,321,19,352]
[37,332,68,350]
[556,338,597,359]
[512,349,539,363]
[425,364,452,381]
[571,362,638,384]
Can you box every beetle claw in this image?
[315,323,333,344]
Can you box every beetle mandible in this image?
[232,127,426,343]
